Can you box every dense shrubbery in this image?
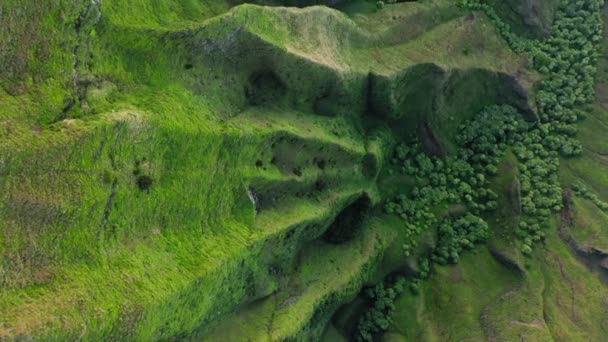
[357,1,604,339]
[388,102,567,256]
[456,0,604,251]
[385,135,500,257]
[355,259,430,340]
[460,0,604,157]
[385,103,566,256]
[459,106,565,251]
[573,182,608,211]
[356,277,407,342]
[434,213,489,265]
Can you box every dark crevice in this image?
[244,70,287,106]
[93,125,107,161]
[102,178,118,224]
[64,0,102,121]
[323,194,372,244]
[137,175,154,191]
[418,119,445,158]
[559,189,608,284]
[362,153,378,180]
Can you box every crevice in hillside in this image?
[102,178,118,224]
[245,70,287,106]
[559,189,608,284]
[322,194,371,244]
[361,153,379,180]
[487,246,525,273]
[418,119,445,158]
[363,65,537,146]
[64,0,102,120]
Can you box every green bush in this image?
[573,182,608,211]
[356,277,407,341]
[433,214,489,265]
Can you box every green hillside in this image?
[0,0,607,341]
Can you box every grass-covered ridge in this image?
[1,0,607,341]
[352,0,608,341]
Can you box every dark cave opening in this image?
[244,70,287,106]
[323,194,372,244]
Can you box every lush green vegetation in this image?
[573,181,608,211]
[350,0,607,340]
[1,0,607,341]
[383,0,604,258]
[434,213,488,264]
[355,277,407,341]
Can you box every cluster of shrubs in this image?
[391,102,584,257]
[457,0,544,55]
[356,277,407,342]
[573,181,608,211]
[384,193,436,256]
[386,103,567,255]
[358,1,604,339]
[372,104,560,338]
[461,0,604,156]
[459,106,564,249]
[386,138,502,256]
[433,213,489,265]
[421,0,603,144]
[516,220,548,255]
[456,0,604,252]
[356,258,431,341]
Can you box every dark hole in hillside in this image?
[137,175,153,191]
[314,179,326,192]
[323,194,371,244]
[293,167,303,177]
[255,159,264,167]
[364,72,382,119]
[313,91,338,117]
[362,153,378,179]
[133,160,142,176]
[418,120,445,158]
[61,97,76,119]
[314,158,326,170]
[102,178,118,222]
[329,297,368,341]
[312,79,352,117]
[244,70,286,106]
[184,63,194,70]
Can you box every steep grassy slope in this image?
[485,0,559,38]
[1,0,607,341]
[365,2,608,342]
